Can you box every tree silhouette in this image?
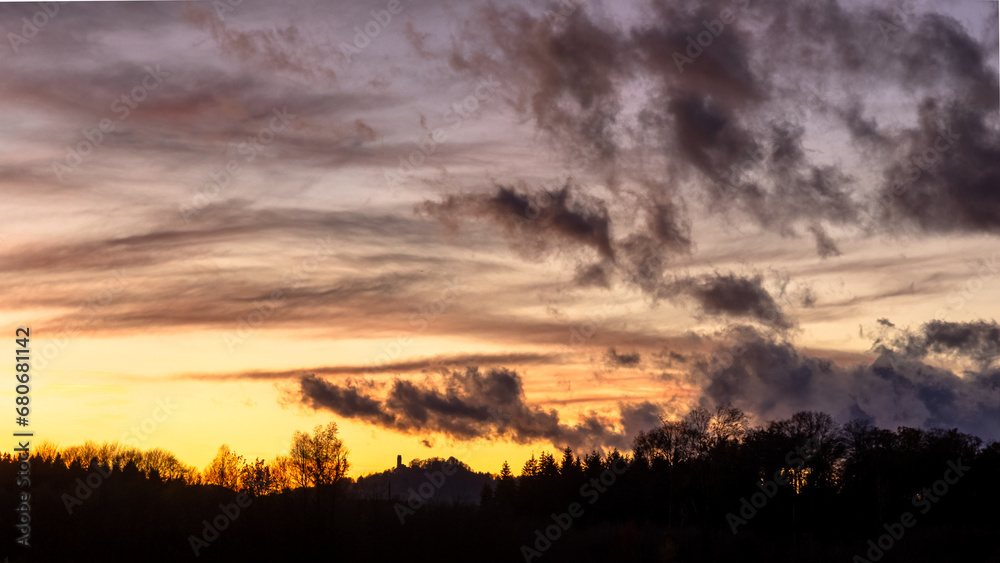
[239,457,274,497]
[203,445,243,489]
[494,461,517,508]
[289,421,349,487]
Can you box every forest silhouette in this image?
[2,406,998,562]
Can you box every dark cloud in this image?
[663,272,792,330]
[619,193,694,292]
[874,100,1000,235]
[449,2,626,166]
[635,0,768,110]
[808,224,841,259]
[299,375,393,424]
[604,347,641,367]
[646,199,693,252]
[619,401,669,439]
[295,367,663,450]
[695,324,1000,441]
[883,320,1000,370]
[418,183,615,260]
[573,263,611,288]
[662,92,759,179]
[444,0,998,256]
[419,183,698,294]
[654,349,689,367]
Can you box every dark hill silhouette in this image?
[353,456,493,505]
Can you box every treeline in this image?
[1,410,999,562]
[25,439,199,484]
[469,406,999,562]
[16,422,348,498]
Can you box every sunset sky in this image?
[1,0,998,476]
